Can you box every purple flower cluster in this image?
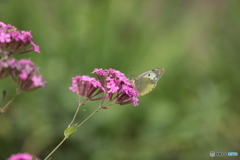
[0,21,46,92]
[0,58,15,79]
[69,75,105,101]
[0,22,40,57]
[6,153,40,160]
[69,68,140,106]
[0,58,46,91]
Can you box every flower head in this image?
[11,59,46,91]
[115,84,140,106]
[69,75,105,100]
[92,68,139,106]
[0,58,16,79]
[6,153,40,160]
[92,68,132,90]
[70,69,139,106]
[0,21,40,57]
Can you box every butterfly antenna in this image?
[129,68,137,81]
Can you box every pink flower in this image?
[0,22,7,28]
[31,75,45,87]
[10,59,46,91]
[94,68,140,106]
[0,58,16,79]
[30,41,40,53]
[6,153,40,160]
[0,32,11,43]
[71,69,139,106]
[116,84,140,106]
[106,77,119,93]
[0,21,40,57]
[69,75,105,100]
[19,72,28,80]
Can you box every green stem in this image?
[77,105,102,128]
[44,137,68,160]
[68,102,83,127]
[44,101,102,159]
[0,89,21,113]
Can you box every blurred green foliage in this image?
[1,0,240,160]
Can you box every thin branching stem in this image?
[44,100,103,160]
[0,89,21,113]
[44,137,68,160]
[77,104,102,128]
[68,100,85,127]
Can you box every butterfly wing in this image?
[152,68,165,81]
[134,68,165,96]
[135,77,157,95]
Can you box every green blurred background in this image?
[1,0,240,160]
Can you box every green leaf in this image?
[64,124,78,138]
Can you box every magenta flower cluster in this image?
[0,22,40,57]
[69,68,140,106]
[0,21,46,92]
[6,153,40,160]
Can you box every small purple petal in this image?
[0,32,11,43]
[30,41,40,53]
[19,72,28,80]
[106,77,119,93]
[32,75,46,87]
[0,22,7,28]
[0,58,16,79]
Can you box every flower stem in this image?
[44,137,68,160]
[0,89,21,113]
[68,101,83,127]
[44,101,102,159]
[77,105,102,128]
